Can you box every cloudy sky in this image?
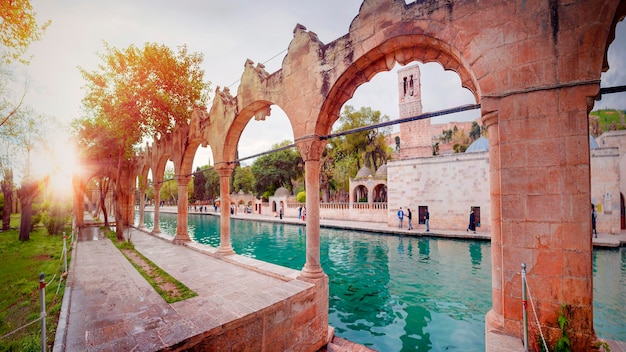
[17,1,626,171]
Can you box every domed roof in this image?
[355,166,373,178]
[375,164,388,176]
[274,187,290,197]
[589,135,599,149]
[465,136,489,153]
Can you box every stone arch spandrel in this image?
[153,153,171,184]
[314,3,480,136]
[205,86,238,164]
[178,139,213,178]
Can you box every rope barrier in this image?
[0,316,44,340]
[522,267,550,352]
[0,286,39,315]
[0,231,72,343]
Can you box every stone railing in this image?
[261,201,388,223]
[372,202,388,210]
[319,203,349,209]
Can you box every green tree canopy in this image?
[193,166,208,201]
[233,165,255,194]
[334,105,391,171]
[319,105,391,201]
[204,168,219,201]
[250,141,303,197]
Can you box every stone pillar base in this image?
[216,246,235,256]
[172,234,191,244]
[485,310,524,351]
[298,265,325,280]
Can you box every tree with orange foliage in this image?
[75,42,210,241]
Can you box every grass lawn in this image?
[0,214,71,352]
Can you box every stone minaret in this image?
[397,64,430,159]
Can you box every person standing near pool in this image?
[397,207,405,228]
[467,208,476,234]
[425,209,430,232]
[407,208,413,230]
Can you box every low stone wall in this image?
[180,242,329,352]
[261,203,388,223]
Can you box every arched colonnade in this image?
[74,0,626,349]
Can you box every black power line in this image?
[155,103,482,183]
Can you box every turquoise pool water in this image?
[138,212,626,350]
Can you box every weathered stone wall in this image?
[174,246,329,352]
[387,152,490,231]
[591,147,621,234]
[597,130,626,203]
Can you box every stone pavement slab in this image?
[56,220,312,351]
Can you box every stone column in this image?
[72,177,85,228]
[482,108,505,335]
[368,180,373,209]
[215,163,235,255]
[296,136,327,279]
[173,175,191,243]
[138,183,146,229]
[483,84,597,348]
[152,183,162,234]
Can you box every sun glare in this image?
[31,139,80,198]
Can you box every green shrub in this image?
[296,191,306,203]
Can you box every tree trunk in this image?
[17,179,40,241]
[100,192,108,226]
[114,182,124,241]
[1,169,13,230]
[18,200,33,241]
[114,137,125,242]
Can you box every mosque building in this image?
[377,64,625,235]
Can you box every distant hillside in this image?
[589,109,626,136]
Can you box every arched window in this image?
[373,184,387,202]
[353,185,368,202]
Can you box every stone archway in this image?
[89,0,626,349]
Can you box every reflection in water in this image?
[593,247,626,340]
[469,242,482,267]
[139,212,626,349]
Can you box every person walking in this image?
[467,208,476,234]
[592,203,597,238]
[407,208,413,230]
[425,209,430,232]
[279,206,283,220]
[397,207,405,228]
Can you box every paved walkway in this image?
[53,212,311,352]
[152,205,626,248]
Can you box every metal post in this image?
[39,273,46,352]
[521,263,528,352]
[62,232,68,273]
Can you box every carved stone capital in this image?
[295,135,327,162]
[482,110,499,128]
[214,162,235,177]
[175,174,191,185]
